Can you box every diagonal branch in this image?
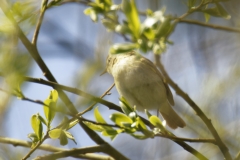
[154,54,232,160]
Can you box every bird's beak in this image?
[100,68,107,76]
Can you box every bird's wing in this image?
[140,56,175,106]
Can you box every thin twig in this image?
[178,19,240,33]
[156,134,216,144]
[154,54,232,160]
[22,134,48,160]
[32,0,49,45]
[0,88,74,116]
[78,83,115,116]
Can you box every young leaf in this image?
[144,109,152,119]
[149,115,165,131]
[101,129,118,137]
[43,99,56,126]
[31,114,43,140]
[119,96,134,115]
[215,3,231,19]
[38,114,47,126]
[83,121,105,132]
[94,107,107,124]
[49,90,58,102]
[109,112,133,126]
[68,119,79,130]
[94,107,113,130]
[64,131,77,144]
[101,19,116,31]
[49,128,63,139]
[131,133,149,140]
[60,131,68,146]
[110,43,139,54]
[121,0,140,39]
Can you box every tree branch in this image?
[32,0,49,45]
[154,54,232,160]
[178,19,240,33]
[34,144,111,160]
[22,134,48,160]
[0,137,112,160]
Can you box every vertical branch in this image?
[32,0,49,45]
[154,54,232,160]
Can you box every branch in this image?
[34,144,110,160]
[154,54,232,160]
[32,0,49,45]
[22,134,48,160]
[178,19,240,33]
[156,134,216,144]
[0,88,73,116]
[0,137,112,160]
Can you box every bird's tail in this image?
[159,104,186,129]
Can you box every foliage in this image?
[0,0,238,159]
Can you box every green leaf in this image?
[204,13,211,22]
[94,107,114,130]
[215,3,231,19]
[121,0,140,39]
[101,19,116,31]
[136,117,147,130]
[101,129,118,136]
[38,115,48,126]
[84,7,93,15]
[43,99,56,126]
[136,117,154,137]
[187,0,196,9]
[142,28,155,40]
[49,128,63,139]
[144,109,152,119]
[202,3,230,19]
[156,17,172,38]
[119,97,134,115]
[31,114,43,140]
[131,133,149,139]
[68,119,79,130]
[110,43,138,54]
[28,133,38,143]
[115,24,131,34]
[83,121,105,132]
[94,107,107,124]
[64,131,77,144]
[110,113,133,126]
[48,90,58,102]
[60,131,68,146]
[149,115,165,131]
[138,39,149,53]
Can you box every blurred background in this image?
[0,0,240,159]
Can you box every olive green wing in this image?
[139,56,175,106]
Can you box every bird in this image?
[105,51,186,129]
